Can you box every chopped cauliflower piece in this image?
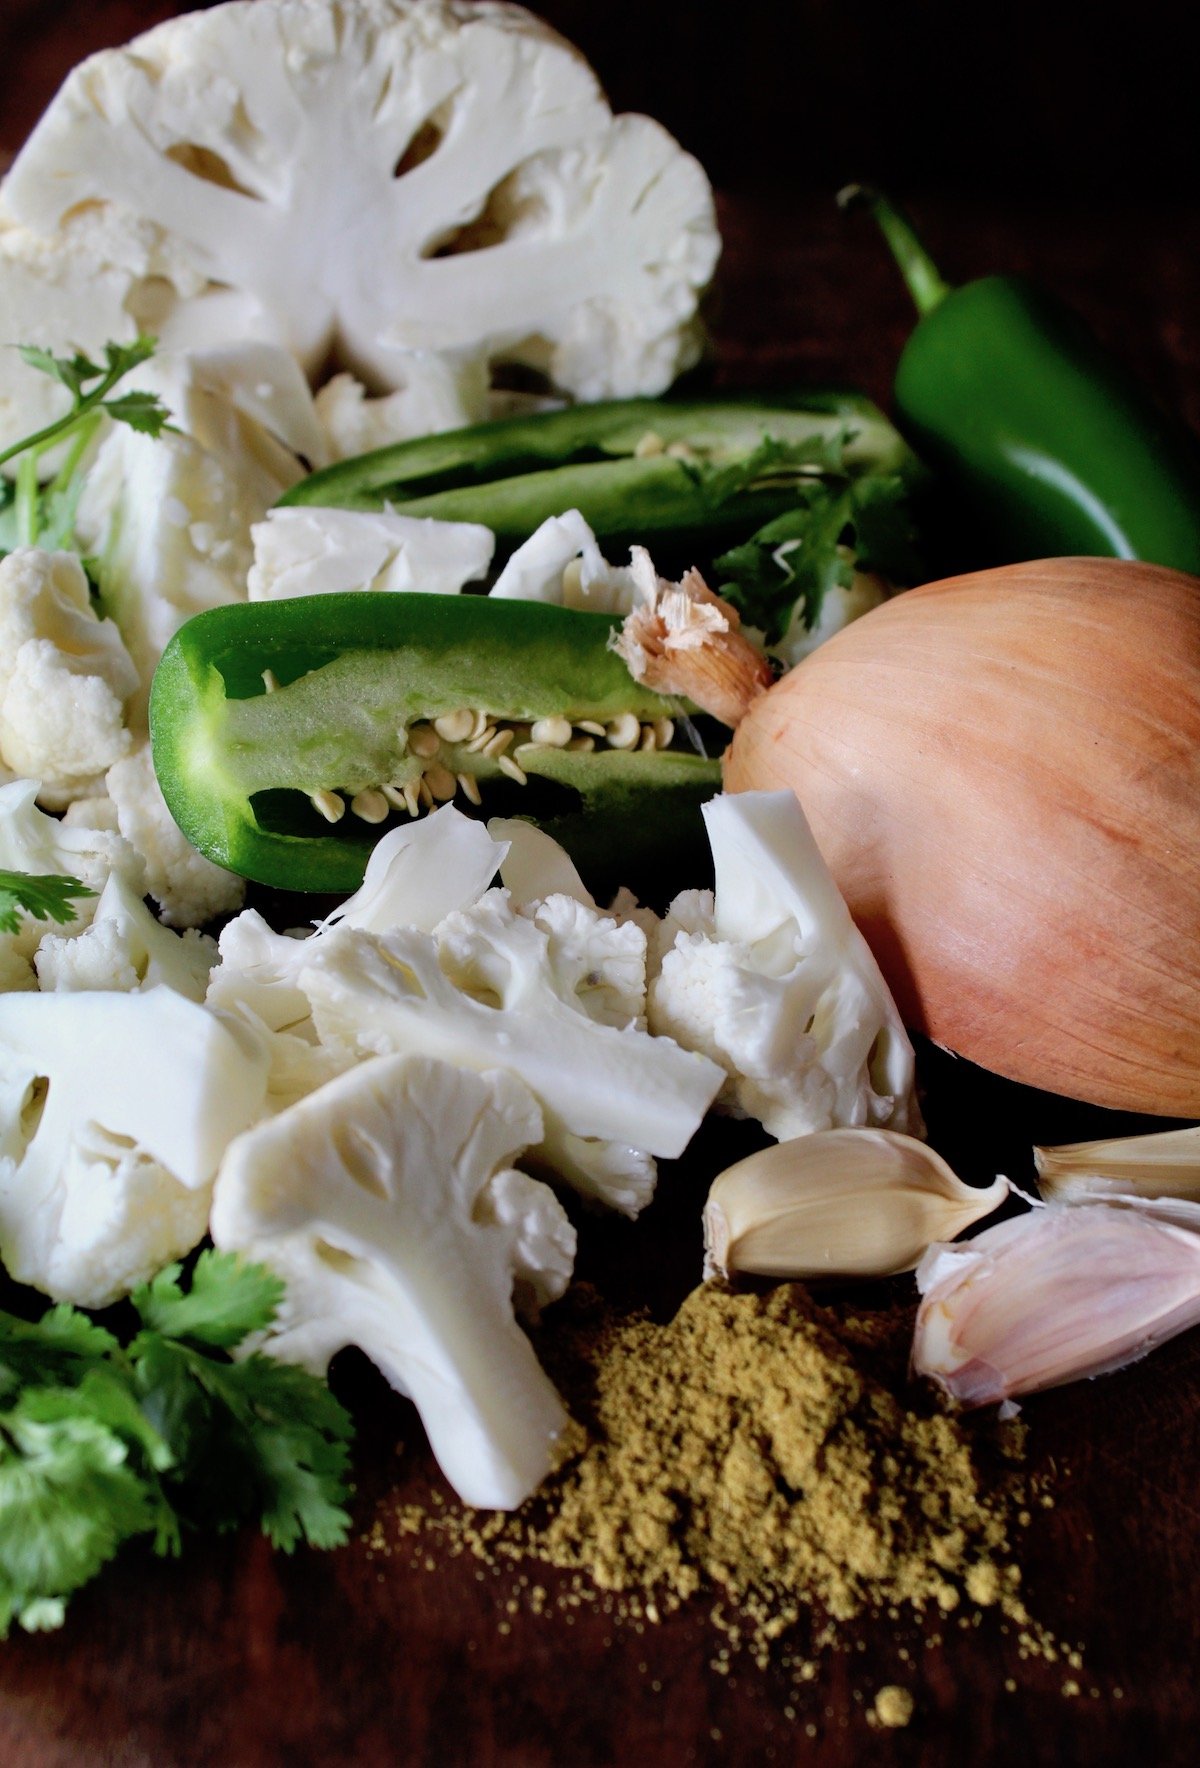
[0,777,143,973]
[0,986,268,1306]
[314,366,487,461]
[209,806,506,1032]
[211,1053,574,1509]
[248,507,494,601]
[490,816,594,910]
[35,870,217,1000]
[75,349,311,713]
[490,511,643,612]
[105,742,245,929]
[0,0,718,450]
[648,792,921,1141]
[0,550,138,807]
[300,890,723,1215]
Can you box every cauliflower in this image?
[489,511,646,612]
[300,889,723,1215]
[75,347,314,711]
[0,778,144,983]
[248,507,494,601]
[211,1053,574,1509]
[648,792,921,1141]
[314,368,484,462]
[35,871,217,1000]
[489,815,594,910]
[0,986,268,1306]
[0,0,718,451]
[0,550,138,807]
[105,742,245,929]
[209,804,506,1032]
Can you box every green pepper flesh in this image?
[150,593,722,894]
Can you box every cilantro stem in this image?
[0,353,146,473]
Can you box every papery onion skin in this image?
[723,557,1200,1116]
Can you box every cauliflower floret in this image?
[35,870,217,1000]
[248,507,494,601]
[648,793,921,1141]
[490,511,645,613]
[314,366,487,459]
[300,892,723,1216]
[75,349,313,716]
[0,550,138,808]
[211,1053,574,1509]
[0,986,269,1306]
[0,777,144,978]
[209,806,506,1033]
[105,742,245,928]
[522,894,648,1030]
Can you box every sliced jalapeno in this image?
[150,593,722,893]
[279,395,919,563]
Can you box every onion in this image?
[722,558,1200,1115]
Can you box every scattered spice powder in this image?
[872,1685,915,1729]
[373,1280,1039,1664]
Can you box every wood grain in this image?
[2,6,1200,1765]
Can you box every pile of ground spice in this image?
[374,1280,1036,1652]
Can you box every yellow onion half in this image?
[723,558,1200,1115]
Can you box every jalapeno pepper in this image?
[280,394,920,564]
[843,186,1200,572]
[149,593,721,894]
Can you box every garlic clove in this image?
[913,1204,1200,1406]
[702,1128,1010,1282]
[1035,1124,1200,1203]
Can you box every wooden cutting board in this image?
[1,19,1200,1751]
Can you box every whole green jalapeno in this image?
[150,593,722,895]
[842,186,1200,573]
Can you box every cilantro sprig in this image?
[0,1251,354,1638]
[0,337,175,554]
[0,869,95,938]
[702,430,923,647]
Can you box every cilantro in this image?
[0,870,95,938]
[0,1250,354,1638]
[0,337,175,555]
[716,470,923,646]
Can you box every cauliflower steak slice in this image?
[0,0,720,447]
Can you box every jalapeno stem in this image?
[837,184,952,318]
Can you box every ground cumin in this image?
[374,1280,1033,1647]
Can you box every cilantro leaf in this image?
[0,1254,355,1636]
[717,471,922,646]
[0,1401,155,1634]
[100,390,175,439]
[0,335,173,555]
[0,869,95,937]
[0,1306,120,1402]
[696,428,852,509]
[132,1250,285,1350]
[132,1336,353,1551]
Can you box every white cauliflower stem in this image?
[649,792,921,1141]
[211,1053,574,1509]
[0,986,269,1306]
[0,0,719,448]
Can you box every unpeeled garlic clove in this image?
[1035,1125,1200,1203]
[702,1128,1010,1282]
[913,1204,1200,1406]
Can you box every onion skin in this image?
[723,558,1200,1115]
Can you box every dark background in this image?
[3,0,1199,201]
[2,6,1200,1765]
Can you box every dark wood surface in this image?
[3,6,1200,1765]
